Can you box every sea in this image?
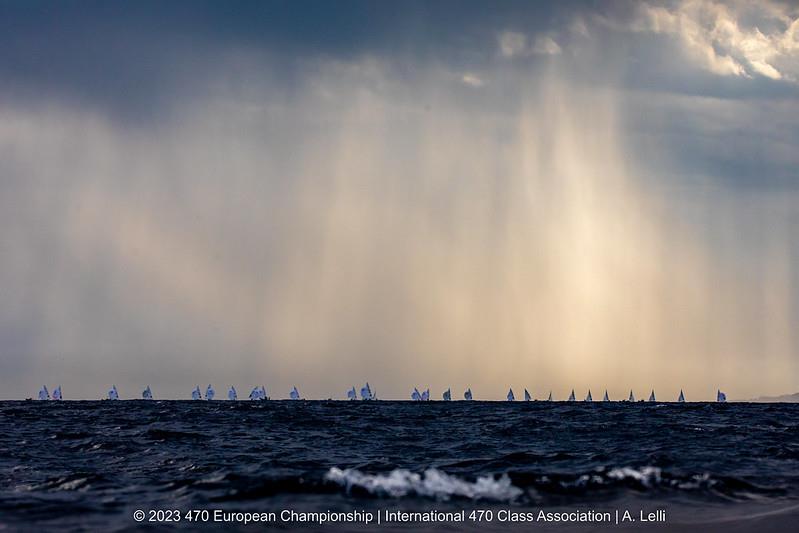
[1,401,798,532]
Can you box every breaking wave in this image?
[325,467,523,501]
[325,464,786,503]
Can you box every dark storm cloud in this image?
[0,0,568,117]
[1,0,796,118]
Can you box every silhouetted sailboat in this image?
[649,390,656,402]
[585,390,593,402]
[678,390,685,403]
[228,386,237,401]
[507,388,515,401]
[347,387,357,400]
[192,386,201,400]
[717,390,727,402]
[421,389,430,401]
[52,386,62,401]
[524,389,531,401]
[38,385,49,400]
[205,385,215,401]
[108,385,119,400]
[568,389,576,402]
[442,388,451,401]
[603,390,609,402]
[142,386,153,400]
[628,390,635,402]
[547,391,552,401]
[464,388,473,401]
[411,388,422,401]
[289,386,301,400]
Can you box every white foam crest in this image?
[325,467,522,501]
[606,466,662,487]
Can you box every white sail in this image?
[678,390,685,403]
[629,390,635,402]
[290,386,300,400]
[205,385,215,401]
[360,383,374,400]
[547,391,552,401]
[192,386,201,400]
[51,386,62,400]
[347,387,357,400]
[717,390,727,403]
[507,388,515,401]
[464,388,473,401]
[38,385,50,401]
[442,388,451,401]
[228,386,237,401]
[249,386,260,400]
[602,390,609,402]
[421,389,430,401]
[412,388,421,401]
[649,390,656,402]
[524,389,531,401]
[567,389,576,402]
[142,386,153,400]
[259,386,267,400]
[585,390,593,402]
[108,385,119,400]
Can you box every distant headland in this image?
[750,392,799,403]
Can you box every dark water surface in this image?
[1,401,798,531]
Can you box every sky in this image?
[1,0,798,400]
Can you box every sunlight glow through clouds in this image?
[632,0,799,81]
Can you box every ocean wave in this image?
[325,467,523,501]
[25,473,109,492]
[606,466,663,487]
[513,465,784,499]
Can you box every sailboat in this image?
[678,390,685,403]
[249,386,261,400]
[205,385,215,401]
[585,390,593,402]
[411,388,422,401]
[421,389,430,401]
[602,390,609,402]
[649,390,656,402]
[347,387,357,400]
[464,388,473,401]
[360,383,375,400]
[289,386,301,400]
[259,386,267,400]
[192,386,201,400]
[507,388,515,401]
[567,389,576,402]
[442,388,452,401]
[228,386,237,401]
[52,386,62,401]
[628,390,635,402]
[547,391,552,401]
[142,386,153,400]
[524,389,532,401]
[108,385,119,400]
[38,385,50,400]
[717,390,727,403]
